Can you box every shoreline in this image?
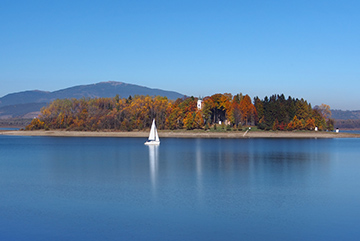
[1,130,360,139]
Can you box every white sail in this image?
[148,119,156,141]
[145,119,160,145]
[155,124,159,142]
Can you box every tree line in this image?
[254,94,333,131]
[26,93,333,131]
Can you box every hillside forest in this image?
[26,94,334,132]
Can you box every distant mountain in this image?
[331,109,360,120]
[0,81,184,118]
[0,102,45,119]
[0,90,50,108]
[0,81,184,107]
[331,110,360,129]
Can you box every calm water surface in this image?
[0,136,360,240]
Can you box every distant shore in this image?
[1,130,360,139]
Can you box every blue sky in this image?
[1,0,359,110]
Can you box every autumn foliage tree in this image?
[239,95,257,125]
[25,118,45,130]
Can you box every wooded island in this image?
[26,93,334,132]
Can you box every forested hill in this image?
[331,110,360,120]
[0,81,184,118]
[331,110,360,129]
[0,81,184,107]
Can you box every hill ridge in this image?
[0,81,184,118]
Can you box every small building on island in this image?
[197,99,203,110]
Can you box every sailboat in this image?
[145,119,160,145]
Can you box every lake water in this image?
[1,136,360,241]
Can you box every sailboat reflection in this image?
[148,145,159,193]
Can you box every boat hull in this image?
[144,141,160,145]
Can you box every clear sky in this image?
[1,0,359,110]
